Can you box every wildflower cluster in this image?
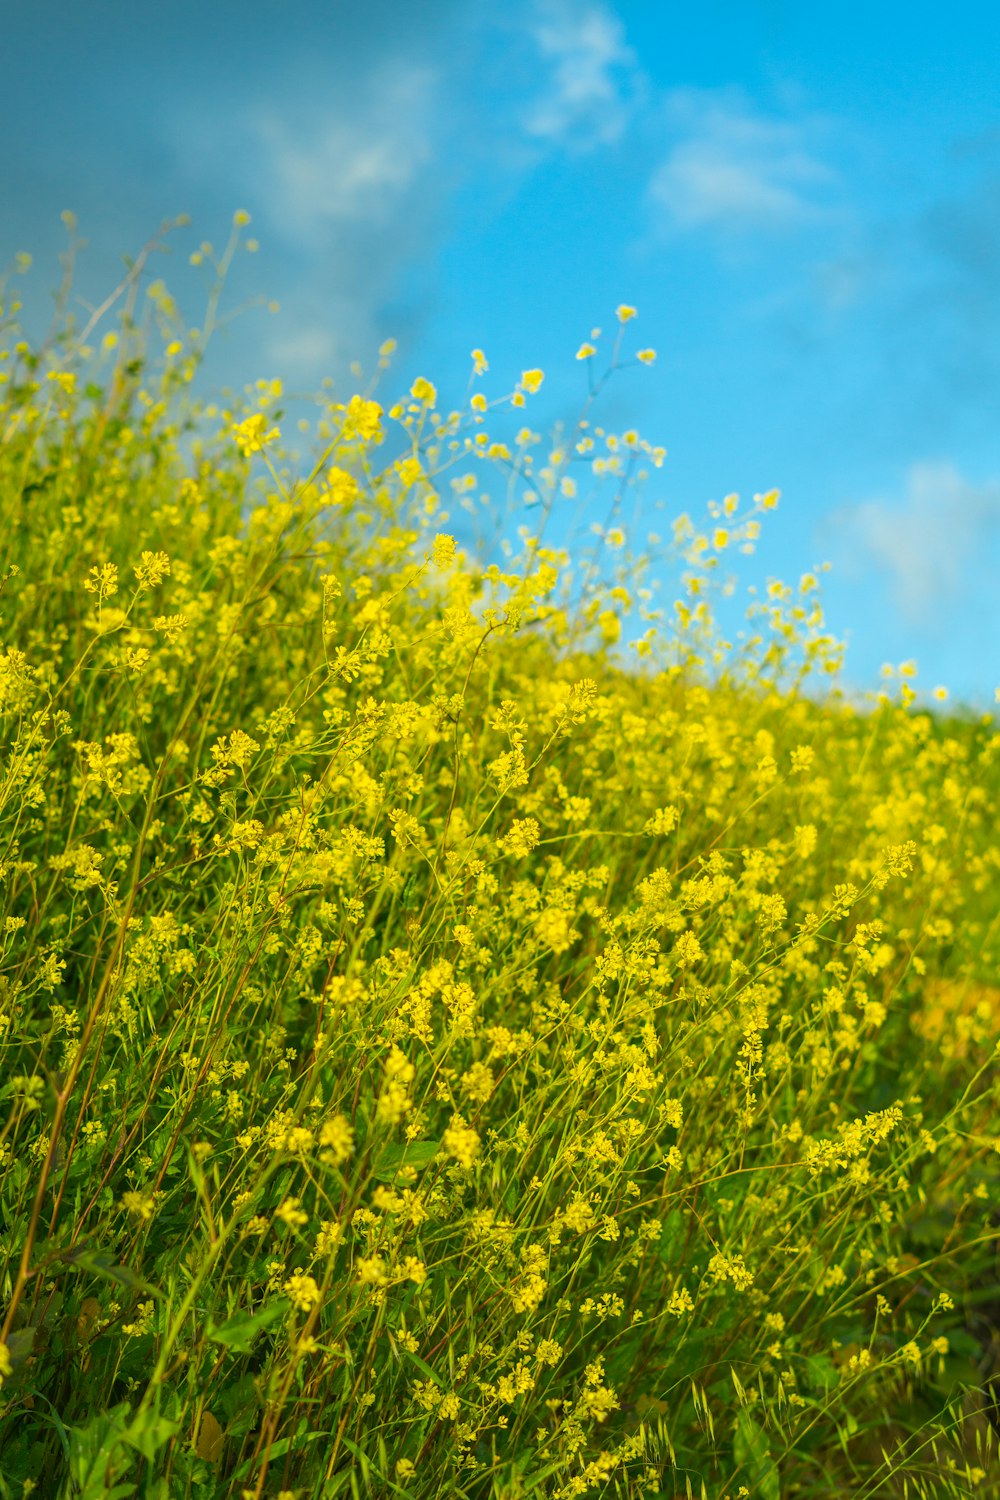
[0,234,996,1500]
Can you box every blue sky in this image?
[5,0,1000,706]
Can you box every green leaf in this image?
[370,1140,440,1181]
[341,1437,372,1478]
[4,1327,35,1372]
[802,1354,837,1392]
[403,1347,445,1387]
[67,1402,136,1500]
[733,1411,780,1500]
[193,1410,224,1462]
[217,1371,259,1428]
[123,1409,181,1462]
[57,1245,161,1299]
[207,1298,289,1353]
[521,1456,567,1493]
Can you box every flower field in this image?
[0,230,998,1499]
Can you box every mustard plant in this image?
[0,221,997,1500]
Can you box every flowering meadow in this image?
[0,220,998,1499]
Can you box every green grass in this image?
[0,221,998,1499]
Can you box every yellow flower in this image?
[793,823,818,859]
[133,550,171,590]
[460,1061,495,1103]
[616,304,637,322]
[357,1255,389,1285]
[83,562,119,600]
[396,455,422,488]
[576,342,596,360]
[470,393,487,412]
[232,413,279,456]
[121,1190,155,1220]
[276,1197,309,1228]
[520,369,545,394]
[443,1121,481,1169]
[673,931,703,967]
[471,348,488,374]
[284,1271,321,1311]
[410,376,437,406]
[598,609,620,644]
[341,394,384,444]
[431,533,456,568]
[534,907,578,954]
[637,347,656,364]
[644,805,679,835]
[498,817,541,857]
[122,1300,155,1337]
[319,1114,354,1164]
[326,466,359,507]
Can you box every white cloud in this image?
[162,57,445,385]
[249,63,436,243]
[264,324,339,380]
[814,253,872,313]
[521,0,642,149]
[834,461,1000,625]
[649,90,835,233]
